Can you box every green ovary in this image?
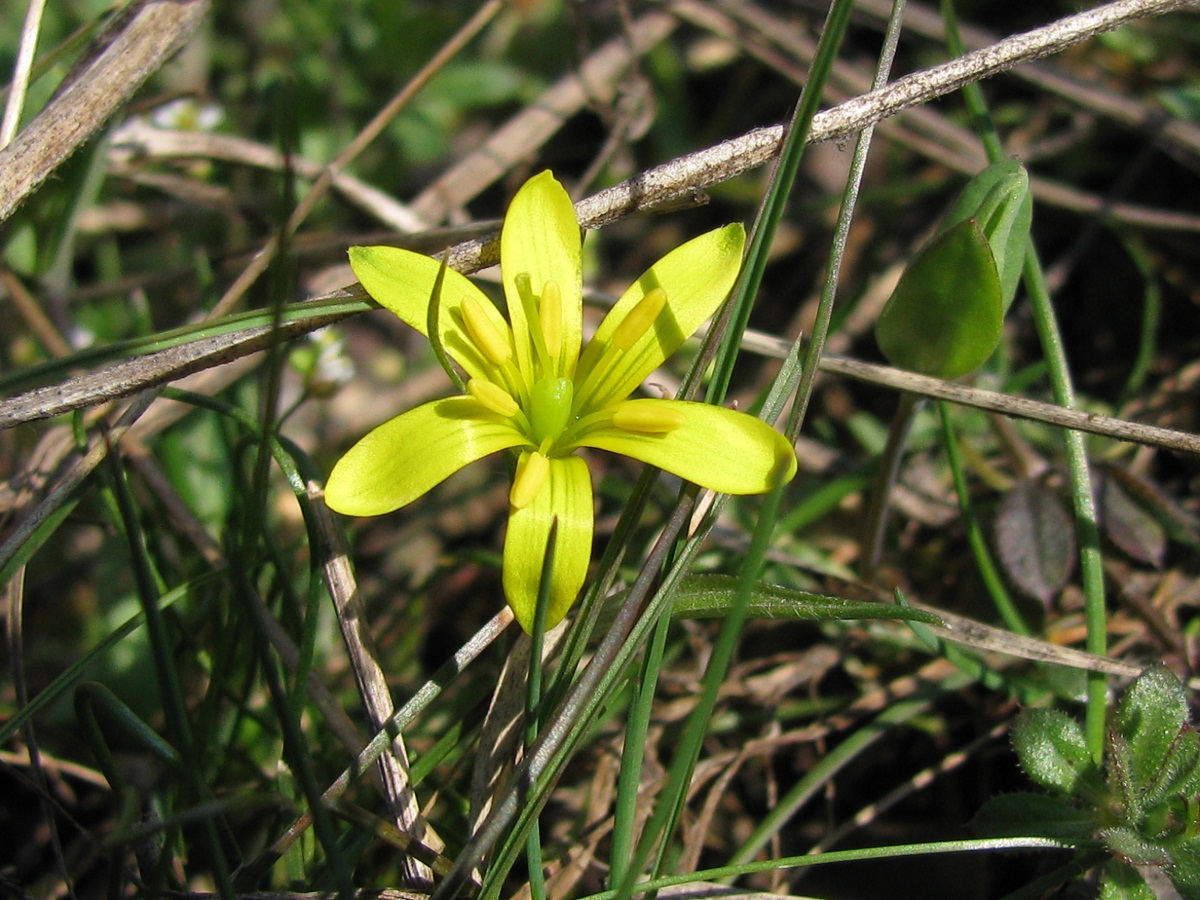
[528,376,574,446]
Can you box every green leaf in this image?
[1161,733,1200,804]
[1165,837,1200,897]
[1099,859,1157,900]
[941,158,1032,311]
[1102,825,1173,867]
[972,791,1096,842]
[1115,667,1192,799]
[874,219,1003,379]
[669,574,941,624]
[1013,707,1095,796]
[1097,468,1167,568]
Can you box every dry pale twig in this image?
[409,11,678,222]
[4,298,1197,457]
[0,0,211,224]
[680,0,1200,233]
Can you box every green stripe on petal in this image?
[325,396,526,517]
[577,399,796,494]
[503,454,593,633]
[575,223,745,411]
[349,245,510,381]
[501,171,583,381]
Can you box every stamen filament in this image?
[514,272,555,379]
[540,280,563,369]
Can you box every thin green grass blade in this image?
[704,0,857,408]
[103,441,236,899]
[608,592,672,887]
[525,520,558,900]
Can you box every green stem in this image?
[1021,243,1107,763]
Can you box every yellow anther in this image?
[460,295,512,366]
[539,280,563,361]
[612,401,686,434]
[611,287,667,351]
[510,450,550,509]
[467,378,520,417]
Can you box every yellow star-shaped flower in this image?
[325,171,796,632]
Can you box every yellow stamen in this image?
[612,401,687,434]
[611,287,667,351]
[540,280,562,364]
[460,295,512,366]
[467,378,520,417]
[510,450,549,509]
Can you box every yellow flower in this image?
[325,171,796,632]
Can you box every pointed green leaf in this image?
[325,397,526,516]
[575,399,796,494]
[670,574,941,624]
[875,219,1003,379]
[942,158,1032,311]
[503,454,592,633]
[1013,707,1095,796]
[1165,837,1200,897]
[1161,732,1200,803]
[1102,826,1173,867]
[972,791,1096,842]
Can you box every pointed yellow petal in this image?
[577,399,796,494]
[575,224,745,411]
[501,172,583,380]
[503,455,593,633]
[325,397,526,517]
[349,245,511,381]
